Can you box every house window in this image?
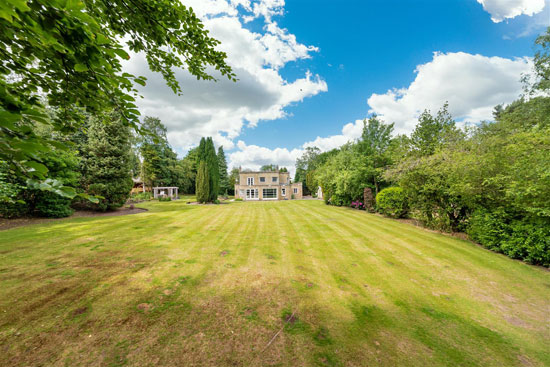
[247,177,254,185]
[263,188,277,199]
[281,188,286,196]
[246,189,258,199]
[272,177,278,183]
[259,177,266,182]
[293,188,298,194]
[239,189,245,197]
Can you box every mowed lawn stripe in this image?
[0,200,549,367]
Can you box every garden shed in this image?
[153,187,179,200]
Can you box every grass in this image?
[0,200,549,367]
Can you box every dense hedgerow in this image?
[467,210,550,267]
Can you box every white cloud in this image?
[367,52,532,134]
[123,0,327,155]
[476,0,546,22]
[302,119,364,151]
[228,141,303,176]
[229,51,532,175]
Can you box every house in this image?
[234,168,303,201]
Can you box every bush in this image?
[350,201,364,210]
[158,196,172,202]
[376,187,408,218]
[132,192,152,201]
[34,192,74,218]
[88,179,133,211]
[214,199,220,204]
[467,209,550,267]
[235,198,243,201]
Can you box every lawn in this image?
[0,200,549,367]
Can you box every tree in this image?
[1,0,235,196]
[530,27,550,93]
[295,146,322,194]
[206,138,219,201]
[260,164,277,171]
[228,167,240,195]
[81,113,133,211]
[410,103,460,156]
[217,146,229,195]
[195,161,209,203]
[358,115,394,195]
[138,116,180,188]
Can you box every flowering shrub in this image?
[350,201,365,210]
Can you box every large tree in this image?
[195,161,209,204]
[138,116,180,188]
[358,116,394,195]
[1,0,235,196]
[81,113,133,211]
[217,146,229,196]
[205,137,219,201]
[410,103,461,156]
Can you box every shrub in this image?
[88,180,133,211]
[214,199,220,204]
[235,198,243,201]
[331,194,350,207]
[158,196,172,202]
[350,201,364,210]
[376,187,408,218]
[467,209,550,267]
[34,192,74,218]
[132,192,152,201]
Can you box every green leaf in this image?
[74,63,88,72]
[24,161,49,174]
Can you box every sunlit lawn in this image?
[1,200,549,366]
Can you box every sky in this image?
[123,0,550,176]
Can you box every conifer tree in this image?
[81,114,133,211]
[217,146,229,196]
[206,138,219,201]
[196,161,210,203]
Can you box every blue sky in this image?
[124,0,549,173]
[243,0,545,149]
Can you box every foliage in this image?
[410,103,462,156]
[203,137,219,201]
[217,146,230,195]
[158,196,171,202]
[0,135,79,218]
[260,164,278,171]
[376,187,408,218]
[81,114,133,211]
[467,209,550,267]
[228,167,240,195]
[357,116,394,195]
[32,148,80,217]
[196,160,209,204]
[131,191,152,202]
[350,201,365,210]
[0,0,234,192]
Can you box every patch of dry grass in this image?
[0,200,549,366]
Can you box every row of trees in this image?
[0,112,234,216]
[301,29,550,267]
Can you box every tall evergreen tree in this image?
[195,161,210,203]
[206,138,219,201]
[217,146,229,195]
[81,113,133,211]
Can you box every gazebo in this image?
[153,187,179,200]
